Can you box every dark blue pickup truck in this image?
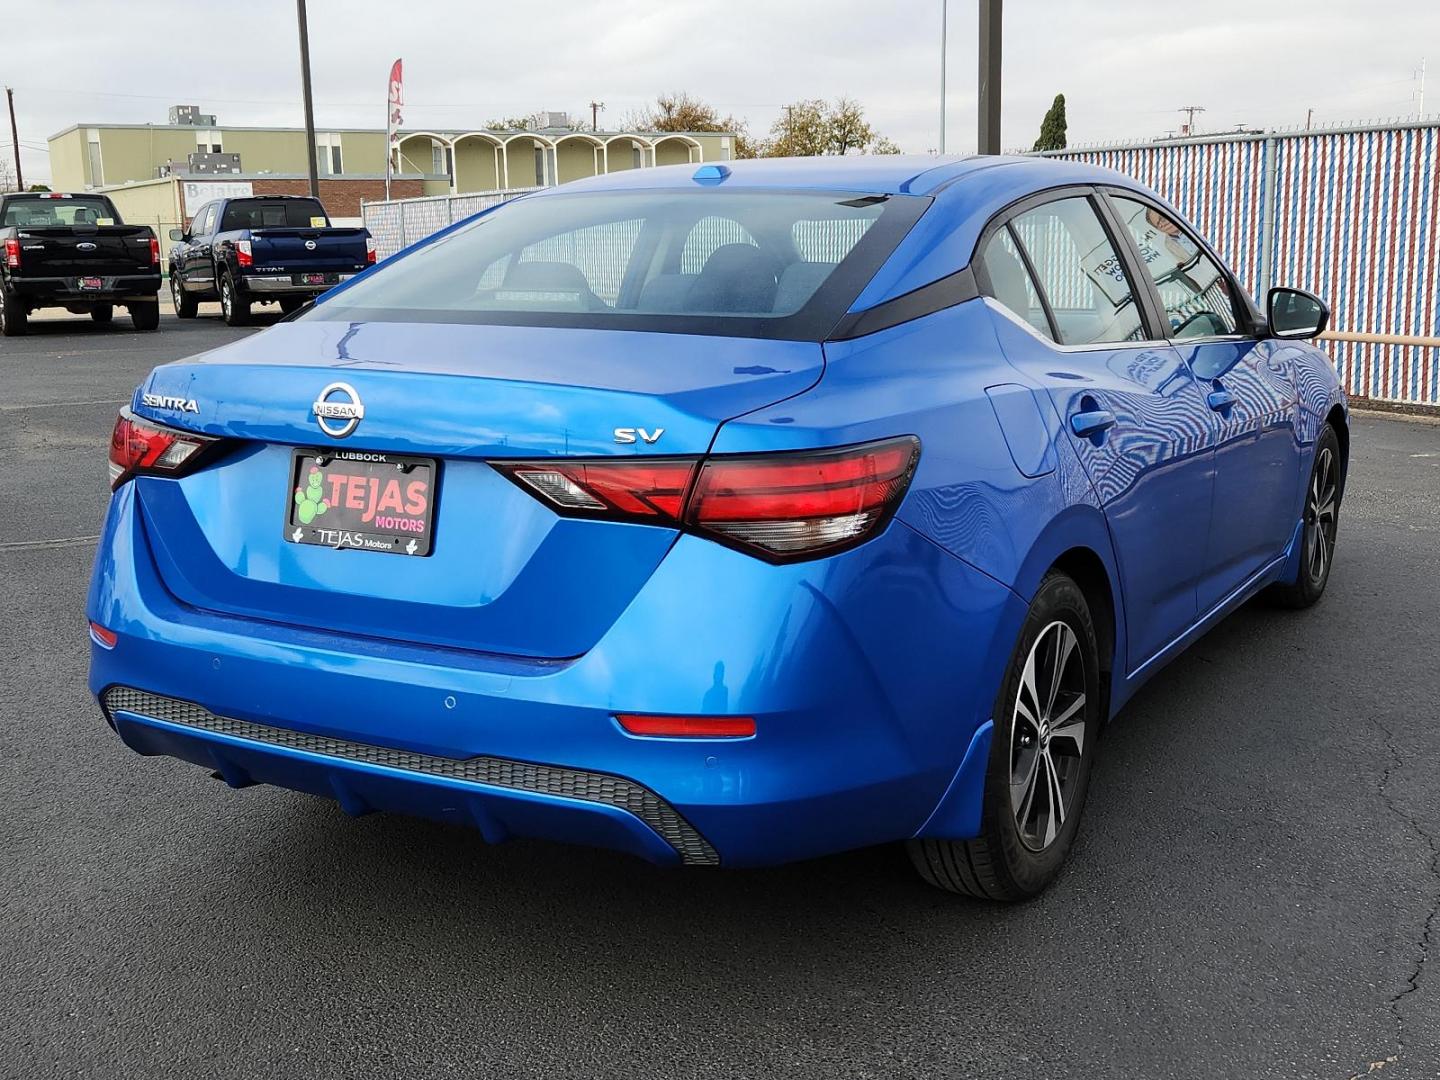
[167,195,374,325]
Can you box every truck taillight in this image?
[491,436,921,563]
[149,237,160,266]
[3,237,18,269]
[234,239,253,268]
[365,236,377,265]
[108,407,219,490]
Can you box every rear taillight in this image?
[689,438,920,558]
[3,237,18,269]
[491,436,920,562]
[149,237,160,266]
[365,236,377,265]
[107,407,218,490]
[234,239,253,268]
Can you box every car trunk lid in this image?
[131,320,823,657]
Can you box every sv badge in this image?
[613,427,664,445]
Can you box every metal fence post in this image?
[1258,134,1279,296]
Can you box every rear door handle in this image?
[1207,389,1237,412]
[1070,409,1117,439]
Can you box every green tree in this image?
[28,183,51,192]
[1032,93,1068,152]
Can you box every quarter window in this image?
[1110,196,1238,339]
[1008,197,1147,346]
[977,225,1053,340]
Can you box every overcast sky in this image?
[3,0,1437,184]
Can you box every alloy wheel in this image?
[1009,619,1088,852]
[1305,446,1338,585]
[171,277,182,313]
[220,279,232,319]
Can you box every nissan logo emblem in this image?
[304,240,317,250]
[311,382,365,438]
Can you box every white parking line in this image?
[0,534,101,551]
[0,398,127,411]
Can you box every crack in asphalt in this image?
[1363,714,1440,1075]
[0,534,101,552]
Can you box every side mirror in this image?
[168,228,186,243]
[1267,286,1329,340]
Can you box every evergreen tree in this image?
[1032,94,1068,152]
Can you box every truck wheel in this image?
[0,289,27,337]
[129,301,160,332]
[171,276,198,319]
[219,273,250,327]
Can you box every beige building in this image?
[47,114,735,195]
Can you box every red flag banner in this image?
[387,59,404,149]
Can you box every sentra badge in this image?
[141,393,199,413]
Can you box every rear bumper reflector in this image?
[616,714,756,738]
[100,687,719,866]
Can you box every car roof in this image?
[543,153,1131,198]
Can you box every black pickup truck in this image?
[1,192,162,336]
[168,195,374,326]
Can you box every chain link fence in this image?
[361,188,541,261]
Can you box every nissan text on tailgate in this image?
[168,196,375,326]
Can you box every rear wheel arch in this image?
[1325,404,1349,498]
[1051,546,1116,695]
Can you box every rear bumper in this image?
[88,482,1024,867]
[10,273,161,305]
[241,273,357,294]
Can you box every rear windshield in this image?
[2,195,119,227]
[220,198,330,230]
[302,190,928,340]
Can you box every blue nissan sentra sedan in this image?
[90,155,1346,899]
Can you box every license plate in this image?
[304,273,327,285]
[79,276,103,290]
[284,449,437,556]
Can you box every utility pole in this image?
[590,101,604,132]
[938,0,947,155]
[1178,104,1205,136]
[295,0,320,198]
[5,87,21,192]
[977,0,1002,154]
[1305,107,1314,130]
[1416,57,1427,118]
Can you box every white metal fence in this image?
[361,188,540,260]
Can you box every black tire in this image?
[129,301,160,332]
[1266,423,1343,609]
[0,288,26,336]
[908,570,1102,901]
[90,304,114,324]
[171,275,198,319]
[219,272,249,327]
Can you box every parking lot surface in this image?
[3,312,1439,1079]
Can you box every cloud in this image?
[3,0,1434,185]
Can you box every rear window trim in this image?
[302,188,932,343]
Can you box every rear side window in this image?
[2,195,118,227]
[303,190,928,341]
[220,198,330,230]
[977,226,1053,340]
[1110,196,1239,339]
[1007,197,1147,346]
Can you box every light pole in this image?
[938,0,947,155]
[296,0,320,198]
[978,0,1002,154]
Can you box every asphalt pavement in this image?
[2,310,1439,1079]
